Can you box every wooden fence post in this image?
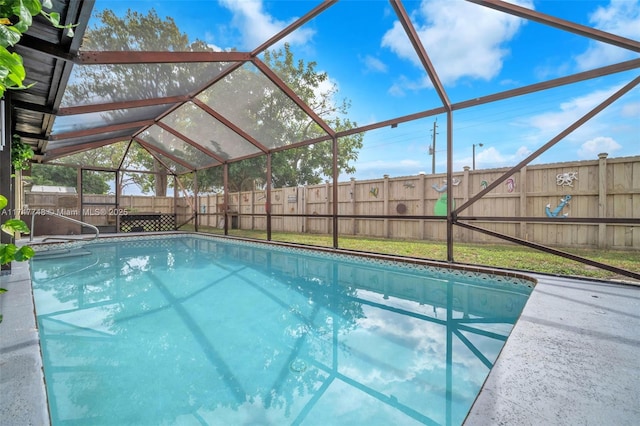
[519,166,528,240]
[249,189,256,230]
[383,174,390,237]
[418,172,426,239]
[598,152,608,248]
[325,180,331,234]
[350,177,356,235]
[462,166,470,242]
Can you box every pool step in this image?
[35,249,93,260]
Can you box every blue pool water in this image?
[30,235,533,425]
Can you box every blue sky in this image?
[93,0,640,181]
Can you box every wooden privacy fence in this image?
[196,154,639,250]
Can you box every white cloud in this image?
[523,84,624,139]
[620,101,640,118]
[361,55,388,74]
[577,136,621,159]
[574,0,640,70]
[381,0,533,88]
[218,0,315,50]
[460,145,531,170]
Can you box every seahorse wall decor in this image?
[506,178,515,193]
[370,187,379,197]
[480,180,488,190]
[546,195,572,218]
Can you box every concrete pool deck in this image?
[1,254,639,425]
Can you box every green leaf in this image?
[0,23,22,47]
[0,46,26,76]
[22,0,43,17]
[0,288,7,295]
[11,1,34,33]
[0,243,17,264]
[46,11,60,26]
[0,195,7,210]
[15,245,35,261]
[0,45,28,90]
[1,218,30,234]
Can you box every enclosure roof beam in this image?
[269,134,341,154]
[44,137,126,160]
[57,95,190,116]
[76,51,252,64]
[390,0,451,109]
[467,0,640,52]
[49,119,155,141]
[117,140,133,171]
[118,167,173,176]
[452,58,640,111]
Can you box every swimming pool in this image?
[30,235,533,425]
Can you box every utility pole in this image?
[429,119,438,174]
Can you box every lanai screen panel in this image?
[143,146,192,176]
[51,104,175,135]
[46,129,139,153]
[60,63,229,107]
[138,125,219,170]
[197,62,330,151]
[48,141,130,169]
[160,101,263,161]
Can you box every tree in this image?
[64,9,222,195]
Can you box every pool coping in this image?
[2,232,638,425]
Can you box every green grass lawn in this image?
[181,225,639,282]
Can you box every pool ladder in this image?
[30,210,100,243]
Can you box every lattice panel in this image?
[120,214,176,232]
